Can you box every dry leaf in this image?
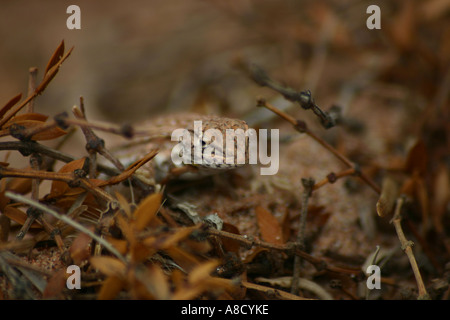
[3,205,42,229]
[130,241,154,263]
[376,176,399,217]
[221,222,241,253]
[6,176,33,196]
[115,191,131,218]
[0,43,73,128]
[115,213,136,245]
[98,275,125,300]
[36,42,73,95]
[255,206,284,244]
[90,256,126,278]
[171,269,185,290]
[49,158,87,197]
[188,259,220,284]
[44,40,65,75]
[154,226,198,250]
[132,265,170,299]
[133,192,162,231]
[183,238,212,255]
[105,236,129,255]
[165,246,200,272]
[0,93,22,119]
[43,269,67,299]
[4,113,48,126]
[69,232,92,265]
[4,119,66,140]
[405,139,427,175]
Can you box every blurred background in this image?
[2,0,447,123]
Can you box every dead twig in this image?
[291,177,314,295]
[206,227,362,276]
[256,98,380,194]
[246,63,336,128]
[241,280,312,300]
[391,197,430,300]
[0,165,116,204]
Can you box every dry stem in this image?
[391,197,430,300]
[257,99,380,194]
[206,228,361,276]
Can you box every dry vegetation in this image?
[0,0,449,300]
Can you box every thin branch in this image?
[391,197,430,300]
[0,166,116,204]
[25,67,38,113]
[291,177,314,294]
[206,227,361,276]
[246,63,335,128]
[241,280,311,300]
[257,99,380,194]
[313,168,355,191]
[0,140,120,177]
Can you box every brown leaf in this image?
[35,45,74,95]
[405,139,427,175]
[131,265,170,299]
[43,269,66,299]
[115,214,136,245]
[3,205,42,229]
[0,44,73,128]
[171,269,185,289]
[221,222,241,253]
[70,232,92,265]
[376,176,399,217]
[115,191,131,218]
[6,174,33,196]
[4,113,48,126]
[188,259,220,284]
[98,275,125,300]
[44,40,65,75]
[0,191,11,211]
[130,241,154,263]
[50,158,87,197]
[90,256,126,278]
[105,236,129,255]
[183,238,212,255]
[144,226,197,250]
[0,93,22,120]
[133,192,163,231]
[4,119,66,140]
[31,126,67,141]
[165,246,200,272]
[255,206,284,244]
